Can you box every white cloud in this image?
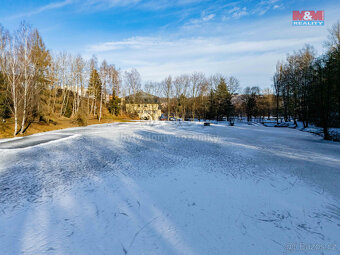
[251,0,283,16]
[231,7,248,18]
[56,0,340,89]
[81,0,205,11]
[89,36,323,54]
[8,0,201,19]
[202,14,215,21]
[186,12,216,27]
[83,0,141,9]
[85,35,324,88]
[8,0,73,19]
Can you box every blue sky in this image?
[1,0,339,88]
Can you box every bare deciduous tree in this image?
[99,60,110,121]
[190,72,205,120]
[108,65,120,97]
[124,68,141,103]
[162,75,172,120]
[227,76,240,95]
[18,23,34,134]
[0,25,21,135]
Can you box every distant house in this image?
[124,92,162,120]
[125,103,162,120]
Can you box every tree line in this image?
[134,72,275,122]
[273,21,340,139]
[140,73,241,121]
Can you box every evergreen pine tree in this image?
[0,72,11,120]
[215,78,233,120]
[207,89,216,120]
[107,89,121,116]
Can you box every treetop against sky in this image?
[1,0,339,88]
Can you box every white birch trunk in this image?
[99,86,103,121]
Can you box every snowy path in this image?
[0,122,339,255]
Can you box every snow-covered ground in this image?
[0,121,339,255]
[261,120,340,141]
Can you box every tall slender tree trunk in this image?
[183,100,186,120]
[20,85,27,134]
[90,98,94,115]
[167,97,170,121]
[59,72,67,116]
[63,90,70,116]
[60,89,67,116]
[77,83,81,113]
[276,92,279,124]
[93,98,96,117]
[87,94,90,114]
[20,37,29,134]
[52,88,57,113]
[99,89,103,121]
[12,70,18,136]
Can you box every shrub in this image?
[76,111,87,126]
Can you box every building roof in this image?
[125,91,160,104]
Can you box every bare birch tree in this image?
[0,25,21,136]
[18,23,34,134]
[124,68,141,103]
[99,60,109,121]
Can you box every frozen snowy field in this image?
[0,122,339,255]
